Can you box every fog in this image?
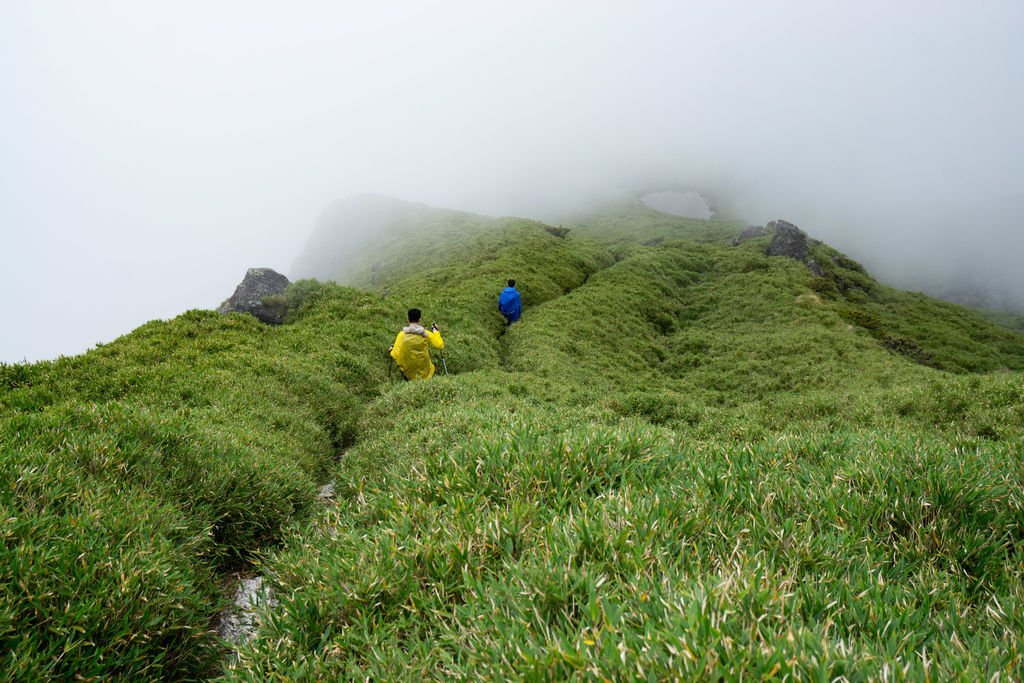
[3,2,1023,362]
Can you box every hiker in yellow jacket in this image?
[390,308,444,380]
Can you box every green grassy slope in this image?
[978,308,1024,336]
[223,199,1024,680]
[0,291,398,678]
[3,196,1024,679]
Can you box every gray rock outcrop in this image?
[766,220,809,260]
[218,576,276,645]
[218,268,291,324]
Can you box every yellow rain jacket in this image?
[390,323,444,380]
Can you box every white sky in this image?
[2,1,1023,362]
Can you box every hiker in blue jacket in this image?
[498,279,522,323]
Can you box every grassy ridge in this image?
[4,196,1024,678]
[0,290,395,679]
[221,200,1024,679]
[0,204,612,679]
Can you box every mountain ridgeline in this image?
[3,196,1024,679]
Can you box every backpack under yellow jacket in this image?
[390,324,444,380]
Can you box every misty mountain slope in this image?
[604,202,1024,373]
[291,194,461,282]
[4,198,1024,679]
[298,195,1024,381]
[0,208,616,679]
[294,194,515,286]
[221,207,1024,679]
[564,200,745,250]
[288,195,1024,438]
[295,195,617,374]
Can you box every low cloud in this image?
[2,1,1022,361]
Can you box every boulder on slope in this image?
[217,268,291,324]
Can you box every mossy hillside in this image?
[366,221,1023,442]
[837,288,1024,372]
[803,240,1024,373]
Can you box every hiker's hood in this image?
[403,323,428,336]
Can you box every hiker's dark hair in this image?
[508,279,516,287]
[408,308,422,322]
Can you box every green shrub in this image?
[0,445,217,680]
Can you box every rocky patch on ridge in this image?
[734,220,827,279]
[766,220,809,261]
[218,268,291,324]
[731,225,766,246]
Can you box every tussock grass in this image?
[224,378,1024,679]
[1,443,217,680]
[0,288,392,677]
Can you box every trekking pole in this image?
[431,321,448,375]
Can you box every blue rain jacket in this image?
[498,287,522,323]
